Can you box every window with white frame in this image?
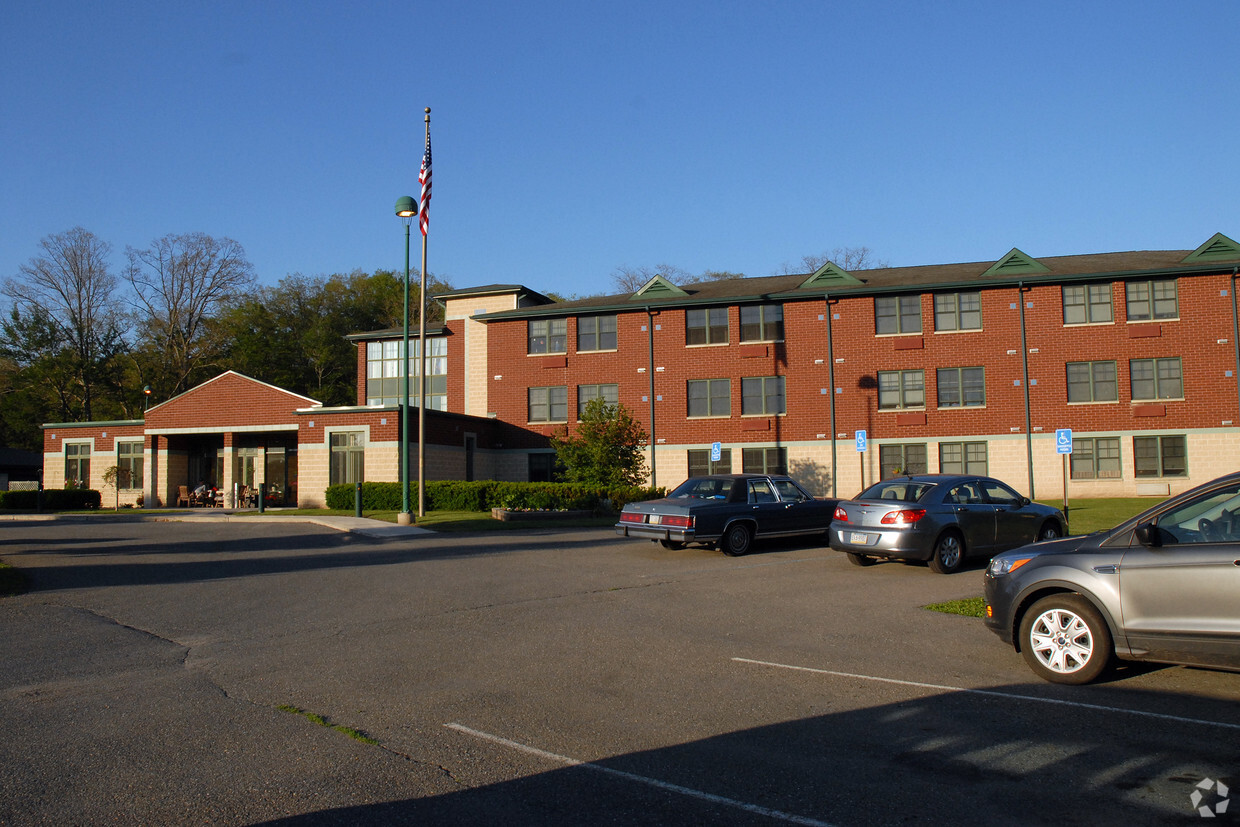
[875,295,921,335]
[64,442,90,488]
[117,441,143,489]
[1063,284,1113,325]
[1130,357,1183,400]
[878,370,925,410]
[1125,279,1178,321]
[687,379,730,418]
[933,292,981,332]
[741,376,785,415]
[1066,361,1118,403]
[529,386,568,422]
[365,338,448,410]
[329,431,365,486]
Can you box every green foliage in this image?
[550,397,649,488]
[324,480,663,513]
[923,596,986,617]
[0,488,102,510]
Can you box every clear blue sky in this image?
[3,1,1237,299]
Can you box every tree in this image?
[551,397,649,487]
[1,227,128,422]
[610,264,692,294]
[779,246,888,275]
[124,232,256,397]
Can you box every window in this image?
[939,442,987,475]
[879,444,927,478]
[1130,358,1183,400]
[878,370,925,410]
[936,367,985,407]
[1063,284,1113,325]
[742,447,786,475]
[687,379,730,418]
[529,386,568,422]
[875,295,921,335]
[1134,435,1187,477]
[577,383,619,417]
[528,318,567,354]
[740,304,783,342]
[1070,437,1121,479]
[117,441,143,490]
[741,376,785,415]
[1126,279,1178,321]
[686,307,728,346]
[933,292,981,331]
[577,315,617,351]
[688,448,731,476]
[329,432,364,486]
[529,452,558,482]
[64,442,90,488]
[365,337,448,410]
[1066,361,1118,403]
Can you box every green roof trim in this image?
[630,275,688,300]
[798,261,863,289]
[982,248,1051,277]
[1182,232,1240,263]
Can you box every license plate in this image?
[648,515,660,525]
[849,532,871,545]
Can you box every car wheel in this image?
[1019,594,1113,685]
[1037,521,1061,542]
[846,552,876,567]
[721,523,752,557]
[659,539,686,550]
[927,531,964,574]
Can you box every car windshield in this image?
[669,478,733,500]
[858,481,934,503]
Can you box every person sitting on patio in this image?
[192,481,208,506]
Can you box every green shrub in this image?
[0,488,101,511]
[324,481,664,514]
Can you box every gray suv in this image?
[984,472,1240,684]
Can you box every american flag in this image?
[418,131,432,236]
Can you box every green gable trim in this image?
[1182,232,1240,263]
[630,275,688,300]
[982,248,1051,277]
[799,261,863,289]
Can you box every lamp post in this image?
[143,384,152,412]
[395,195,417,525]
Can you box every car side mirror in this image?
[1134,522,1162,547]
[1019,497,1031,507]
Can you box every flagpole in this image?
[418,107,430,518]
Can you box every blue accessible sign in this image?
[1056,429,1073,454]
[710,442,722,462]
[855,430,867,452]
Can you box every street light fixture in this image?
[143,384,152,412]
[395,196,417,525]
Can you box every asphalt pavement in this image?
[1,517,1236,825]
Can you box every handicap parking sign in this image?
[1056,428,1073,454]
[855,430,867,452]
[710,441,722,462]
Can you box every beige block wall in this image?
[444,292,519,418]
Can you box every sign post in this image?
[855,430,867,492]
[1055,428,1073,531]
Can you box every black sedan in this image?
[830,474,1065,573]
[616,474,838,556]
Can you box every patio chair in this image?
[176,485,191,508]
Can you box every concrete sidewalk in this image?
[0,509,436,538]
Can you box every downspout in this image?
[1018,281,1034,498]
[1232,267,1240,426]
[646,306,657,490]
[825,293,837,497]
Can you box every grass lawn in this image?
[1034,497,1152,535]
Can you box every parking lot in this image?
[1,518,1237,825]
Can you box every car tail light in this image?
[833,506,849,522]
[881,508,926,525]
[619,512,646,524]
[659,514,693,528]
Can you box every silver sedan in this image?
[830,474,1065,574]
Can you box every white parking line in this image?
[444,723,836,827]
[733,657,1240,731]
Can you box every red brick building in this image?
[43,233,1240,505]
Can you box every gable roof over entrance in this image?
[144,371,321,432]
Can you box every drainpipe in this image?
[825,293,837,497]
[1018,281,1034,498]
[646,306,657,489]
[1232,267,1240,425]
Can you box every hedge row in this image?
[324,480,665,513]
[0,489,102,511]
